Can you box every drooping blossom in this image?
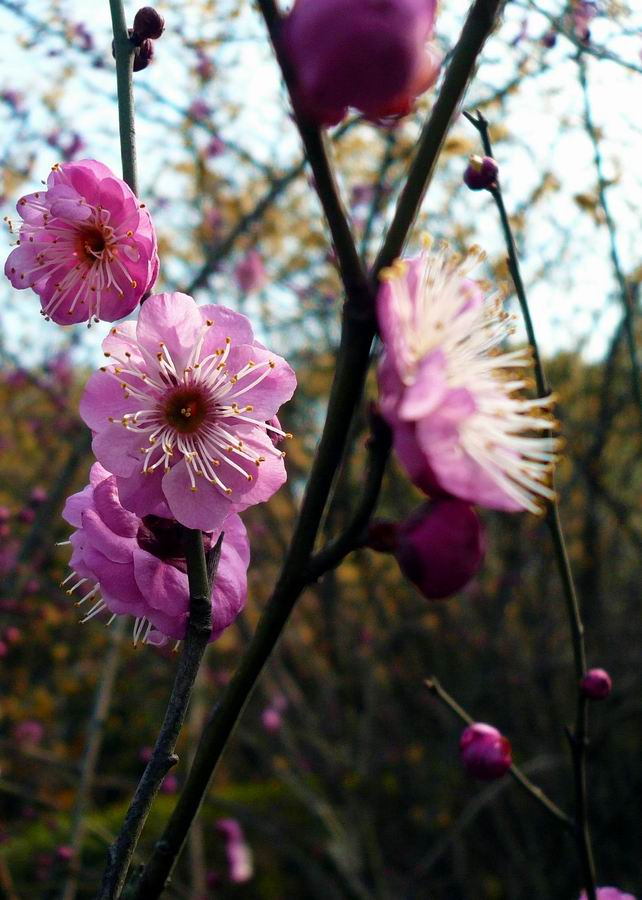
[377,238,560,514]
[579,890,637,900]
[80,293,296,531]
[281,0,441,125]
[216,819,253,884]
[580,668,612,700]
[61,462,249,646]
[368,499,485,599]
[234,249,267,293]
[459,723,512,781]
[4,159,159,325]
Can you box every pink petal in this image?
[81,508,136,564]
[116,466,171,518]
[92,426,143,478]
[79,369,137,431]
[92,476,140,538]
[162,460,235,532]
[136,292,203,373]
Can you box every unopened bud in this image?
[580,668,612,700]
[460,723,512,781]
[133,7,165,41]
[394,499,485,600]
[133,38,155,71]
[463,155,499,191]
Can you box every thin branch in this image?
[424,678,573,831]
[464,110,597,900]
[577,54,642,429]
[62,617,127,900]
[133,2,506,894]
[98,531,221,899]
[108,0,138,194]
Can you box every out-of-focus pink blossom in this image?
[0,641,7,658]
[377,240,560,513]
[205,135,226,158]
[217,819,253,884]
[261,708,283,733]
[61,462,250,646]
[579,889,637,900]
[571,0,598,42]
[459,723,512,780]
[4,626,21,643]
[580,668,612,700]
[13,720,45,746]
[30,486,48,505]
[281,0,441,125]
[4,160,159,325]
[80,293,296,532]
[234,249,267,293]
[189,99,210,121]
[161,772,178,793]
[55,845,74,862]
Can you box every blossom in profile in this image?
[459,723,512,781]
[79,293,296,531]
[281,0,441,125]
[4,159,159,325]
[216,819,253,884]
[377,239,560,514]
[61,462,249,646]
[579,890,637,900]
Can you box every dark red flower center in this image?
[78,226,107,260]
[163,387,209,434]
[136,515,215,573]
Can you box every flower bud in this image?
[133,38,155,71]
[394,499,485,600]
[463,155,498,191]
[541,29,557,48]
[460,723,512,781]
[133,7,165,41]
[580,668,612,701]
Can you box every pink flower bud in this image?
[281,0,439,125]
[394,499,485,600]
[580,668,612,701]
[217,819,253,884]
[55,846,74,863]
[459,723,512,781]
[463,155,499,191]
[133,7,165,41]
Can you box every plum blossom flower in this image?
[234,249,267,293]
[377,238,560,513]
[459,723,512,781]
[281,0,441,126]
[61,462,249,646]
[216,819,253,884]
[4,159,159,325]
[79,293,296,532]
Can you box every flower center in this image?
[136,515,215,572]
[163,386,209,434]
[78,225,107,261]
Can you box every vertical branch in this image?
[62,617,127,900]
[133,2,506,896]
[98,531,221,899]
[464,110,597,900]
[108,0,138,194]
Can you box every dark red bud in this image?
[365,520,399,554]
[463,155,499,191]
[133,38,155,71]
[580,668,612,700]
[133,7,165,41]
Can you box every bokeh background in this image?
[0,1,641,897]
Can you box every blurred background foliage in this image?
[0,0,641,897]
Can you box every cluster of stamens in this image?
[380,236,562,514]
[103,319,291,495]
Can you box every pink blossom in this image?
[234,250,267,293]
[459,723,512,781]
[13,720,45,746]
[261,707,283,732]
[4,160,159,325]
[216,819,253,884]
[79,293,296,532]
[281,0,441,125]
[61,462,250,646]
[579,890,637,900]
[377,239,560,513]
